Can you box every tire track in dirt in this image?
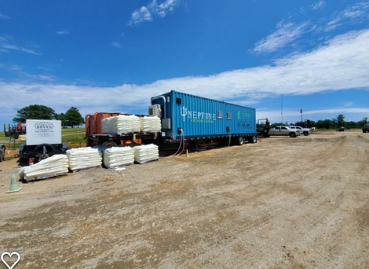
[146,133,369,268]
[1,132,369,268]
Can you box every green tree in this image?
[358,117,368,127]
[316,119,335,129]
[337,114,345,127]
[306,120,315,128]
[56,113,67,127]
[64,107,84,128]
[346,121,359,129]
[13,104,56,122]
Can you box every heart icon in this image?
[1,252,20,269]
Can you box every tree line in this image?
[269,114,368,130]
[13,105,84,128]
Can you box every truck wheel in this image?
[34,144,56,156]
[238,137,245,145]
[303,132,309,136]
[0,152,4,162]
[289,132,296,138]
[248,136,257,143]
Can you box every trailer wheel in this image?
[238,137,245,145]
[196,140,205,150]
[34,144,56,156]
[102,141,117,147]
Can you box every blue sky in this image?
[1,0,369,128]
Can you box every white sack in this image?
[103,147,134,168]
[102,115,140,134]
[140,116,161,132]
[133,144,159,164]
[67,147,102,171]
[19,154,69,181]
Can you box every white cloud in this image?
[0,13,10,20]
[23,74,56,82]
[1,29,369,123]
[1,43,40,55]
[254,21,308,53]
[325,2,369,31]
[0,63,22,71]
[111,42,121,48]
[0,63,55,82]
[0,35,40,55]
[129,6,152,26]
[342,101,353,107]
[149,29,369,98]
[311,1,325,10]
[128,0,180,26]
[304,108,369,115]
[56,30,70,35]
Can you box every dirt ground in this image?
[0,131,368,269]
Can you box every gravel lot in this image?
[0,131,368,269]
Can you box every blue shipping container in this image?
[151,91,256,140]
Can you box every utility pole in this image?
[300,109,303,124]
[281,95,284,124]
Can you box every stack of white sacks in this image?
[102,115,140,134]
[103,147,134,168]
[19,154,69,181]
[18,143,159,180]
[133,144,159,164]
[67,147,102,171]
[140,116,161,132]
[102,115,161,134]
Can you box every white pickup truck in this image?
[268,126,300,137]
[289,126,312,136]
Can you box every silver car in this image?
[268,126,301,137]
[289,126,312,136]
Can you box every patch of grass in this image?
[62,127,86,144]
[0,131,21,150]
[0,128,86,149]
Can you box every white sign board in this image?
[26,120,62,146]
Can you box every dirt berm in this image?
[0,131,368,269]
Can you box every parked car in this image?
[363,123,369,133]
[0,144,5,162]
[268,126,300,137]
[289,126,312,136]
